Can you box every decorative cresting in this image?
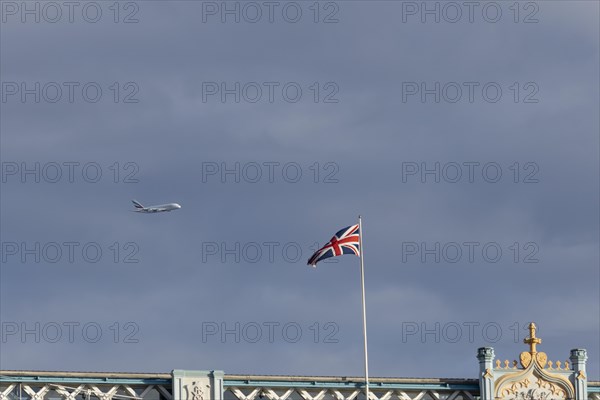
[477,323,589,400]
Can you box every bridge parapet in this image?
[0,372,597,400]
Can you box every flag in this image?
[307,224,360,266]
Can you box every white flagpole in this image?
[358,216,370,400]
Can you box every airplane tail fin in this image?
[132,199,144,209]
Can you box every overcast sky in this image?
[1,0,599,381]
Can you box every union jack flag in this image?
[307,224,360,267]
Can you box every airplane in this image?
[131,199,181,213]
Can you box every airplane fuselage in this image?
[132,200,181,213]
[139,203,181,213]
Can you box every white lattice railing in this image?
[225,388,476,400]
[0,383,173,400]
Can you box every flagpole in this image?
[358,215,370,400]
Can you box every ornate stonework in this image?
[185,380,210,400]
[499,374,568,400]
[495,324,575,400]
[172,370,224,400]
[478,323,589,400]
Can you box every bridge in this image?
[2,325,598,400]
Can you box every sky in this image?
[1,0,599,381]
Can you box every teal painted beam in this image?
[0,375,171,386]
[223,380,479,391]
[0,376,479,392]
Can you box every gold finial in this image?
[524,322,542,354]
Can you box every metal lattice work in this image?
[0,383,172,400]
[225,388,476,400]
